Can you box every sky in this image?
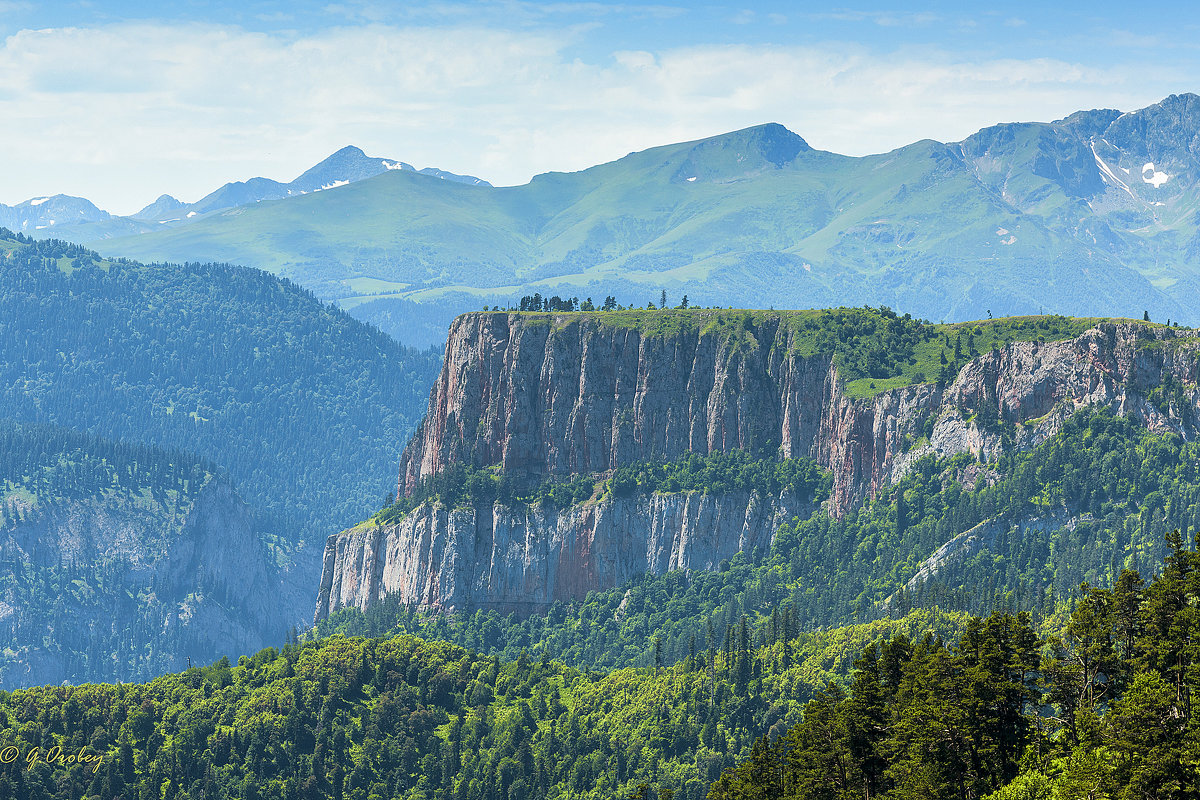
[2,1,1199,214]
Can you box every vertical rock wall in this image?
[317,314,1200,620]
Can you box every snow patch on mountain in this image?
[1092,144,1138,200]
[1142,162,1171,188]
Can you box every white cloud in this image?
[0,21,1188,214]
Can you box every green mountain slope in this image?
[0,231,440,538]
[0,230,443,633]
[0,537,1187,800]
[712,541,1200,800]
[92,96,1200,346]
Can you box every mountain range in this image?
[29,92,1191,347]
[0,145,488,243]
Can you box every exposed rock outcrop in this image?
[0,481,285,688]
[318,312,1200,619]
[400,314,1199,507]
[398,312,932,512]
[316,489,806,618]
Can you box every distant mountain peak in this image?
[701,122,810,157]
[1152,92,1200,110]
[1090,93,1200,196]
[742,122,811,164]
[132,194,187,221]
[291,146,411,193]
[667,122,810,183]
[0,194,110,232]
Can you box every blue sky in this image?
[2,1,1199,213]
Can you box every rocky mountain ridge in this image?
[316,311,1200,619]
[132,145,492,223]
[2,145,489,242]
[0,194,115,235]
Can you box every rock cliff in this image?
[318,312,1200,619]
[316,488,807,617]
[0,480,286,688]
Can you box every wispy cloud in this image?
[324,1,685,25]
[0,20,1185,213]
[810,9,939,27]
[536,3,685,18]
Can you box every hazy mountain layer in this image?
[1,146,489,248]
[0,230,443,638]
[0,421,284,688]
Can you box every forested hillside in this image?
[2,534,1194,800]
[0,608,967,800]
[0,228,444,685]
[0,230,442,540]
[710,536,1200,799]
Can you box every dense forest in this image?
[0,418,218,527]
[0,228,445,685]
[0,606,969,800]
[317,408,1192,673]
[710,533,1200,799]
[0,229,442,541]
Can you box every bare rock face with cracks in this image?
[316,311,1200,620]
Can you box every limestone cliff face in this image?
[923,324,1200,467]
[398,312,920,512]
[319,313,1200,619]
[315,489,806,617]
[151,482,285,658]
